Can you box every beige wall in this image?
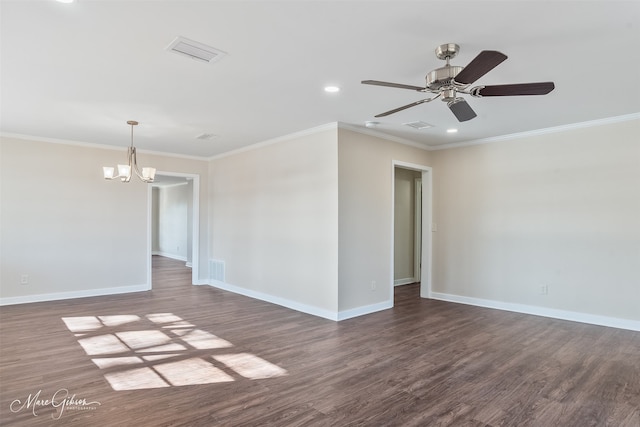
[209,129,340,314]
[1,137,148,299]
[431,118,640,322]
[4,118,637,327]
[337,128,432,312]
[0,136,209,302]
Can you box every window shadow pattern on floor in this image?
[62,313,287,391]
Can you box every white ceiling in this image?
[1,1,639,158]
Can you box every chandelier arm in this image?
[131,148,149,182]
[132,147,143,179]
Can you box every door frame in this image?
[391,160,432,299]
[147,171,200,287]
[414,177,422,283]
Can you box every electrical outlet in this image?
[539,285,548,295]
[370,280,376,291]
[20,274,28,285]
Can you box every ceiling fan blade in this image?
[454,50,508,85]
[474,82,555,96]
[448,98,477,122]
[362,80,425,92]
[374,99,431,117]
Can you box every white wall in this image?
[157,183,189,261]
[151,187,160,253]
[431,118,640,325]
[337,129,432,313]
[209,128,340,317]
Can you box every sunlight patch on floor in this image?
[62,313,287,391]
[171,329,233,349]
[105,367,171,390]
[78,334,129,355]
[62,316,104,333]
[154,357,235,386]
[92,356,143,369]
[214,353,288,379]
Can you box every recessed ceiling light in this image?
[447,128,458,133]
[324,86,340,93]
[365,121,380,128]
[56,0,76,3]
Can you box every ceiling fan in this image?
[362,43,555,122]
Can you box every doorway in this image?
[147,172,200,287]
[391,161,432,300]
[394,167,422,286]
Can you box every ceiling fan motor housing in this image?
[426,65,464,90]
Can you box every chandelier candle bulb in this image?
[142,167,156,180]
[118,164,131,178]
[103,167,115,179]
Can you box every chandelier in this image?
[103,120,156,183]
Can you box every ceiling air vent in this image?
[195,133,217,141]
[166,36,227,64]
[403,121,434,130]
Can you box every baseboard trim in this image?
[208,281,339,321]
[394,278,415,286]
[155,252,187,262]
[337,300,393,321]
[430,292,640,332]
[0,284,150,306]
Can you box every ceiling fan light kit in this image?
[362,43,555,122]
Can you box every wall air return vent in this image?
[166,36,227,64]
[209,259,225,283]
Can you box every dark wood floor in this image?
[1,256,639,426]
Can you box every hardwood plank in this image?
[1,256,639,426]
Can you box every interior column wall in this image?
[337,128,432,313]
[209,128,340,316]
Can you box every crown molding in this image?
[336,122,431,151]
[4,112,638,161]
[207,122,433,161]
[0,132,210,161]
[207,122,339,161]
[427,112,640,151]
